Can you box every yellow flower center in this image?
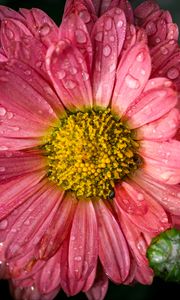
[44,108,141,199]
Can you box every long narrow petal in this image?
[0,171,45,220]
[46,40,93,110]
[134,172,180,216]
[0,151,45,183]
[91,8,126,106]
[137,108,179,141]
[35,193,77,260]
[126,86,177,128]
[111,42,151,116]
[69,200,98,281]
[59,14,93,70]
[94,200,130,283]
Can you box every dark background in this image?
[0,0,180,299]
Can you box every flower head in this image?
[0,1,180,300]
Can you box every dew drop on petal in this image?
[103,45,112,57]
[0,219,8,230]
[95,31,103,42]
[145,21,156,35]
[24,70,32,76]
[82,71,89,81]
[155,37,161,44]
[74,256,82,262]
[0,167,5,172]
[0,107,6,116]
[167,67,179,80]
[137,193,144,201]
[5,28,14,40]
[70,67,78,75]
[117,20,124,28]
[109,35,115,42]
[136,52,144,62]
[39,23,51,36]
[105,17,113,31]
[57,70,66,80]
[160,47,169,55]
[65,80,76,89]
[125,74,140,89]
[109,63,116,72]
[79,10,91,23]
[75,29,87,44]
[0,146,8,150]
[115,8,122,15]
[7,112,13,120]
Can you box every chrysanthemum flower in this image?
[0,1,180,300]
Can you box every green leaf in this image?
[147,228,180,283]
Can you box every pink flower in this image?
[0,1,180,300]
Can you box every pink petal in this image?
[0,171,45,220]
[115,179,170,233]
[134,0,159,21]
[134,172,180,216]
[1,19,48,79]
[4,59,65,117]
[0,150,45,183]
[143,156,180,185]
[137,108,179,141]
[5,182,64,260]
[111,42,151,117]
[94,200,130,283]
[118,210,153,284]
[46,40,92,110]
[69,200,98,281]
[109,0,134,23]
[0,5,24,21]
[59,14,93,70]
[150,40,178,75]
[82,267,96,292]
[60,237,85,295]
[85,264,109,300]
[36,249,61,294]
[0,70,58,146]
[91,8,126,107]
[93,0,112,15]
[63,0,97,33]
[126,85,177,128]
[35,193,77,260]
[140,140,180,168]
[20,8,59,47]
[115,182,148,215]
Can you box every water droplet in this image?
[0,107,6,116]
[0,167,5,172]
[79,10,91,23]
[57,70,66,80]
[125,74,140,89]
[74,256,82,262]
[24,70,31,76]
[137,193,144,201]
[11,126,20,131]
[0,146,8,150]
[103,45,112,57]
[24,220,30,226]
[141,69,146,76]
[65,80,76,89]
[109,35,115,42]
[75,29,87,44]
[145,21,156,35]
[71,235,76,241]
[0,219,8,230]
[39,23,51,36]
[109,63,116,72]
[82,71,89,81]
[117,20,124,28]
[167,67,179,80]
[160,46,169,55]
[36,61,43,68]
[115,8,122,15]
[136,52,144,62]
[95,31,103,42]
[105,17,113,30]
[7,112,13,119]
[160,172,173,181]
[70,67,78,75]
[5,28,14,40]
[155,37,161,44]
